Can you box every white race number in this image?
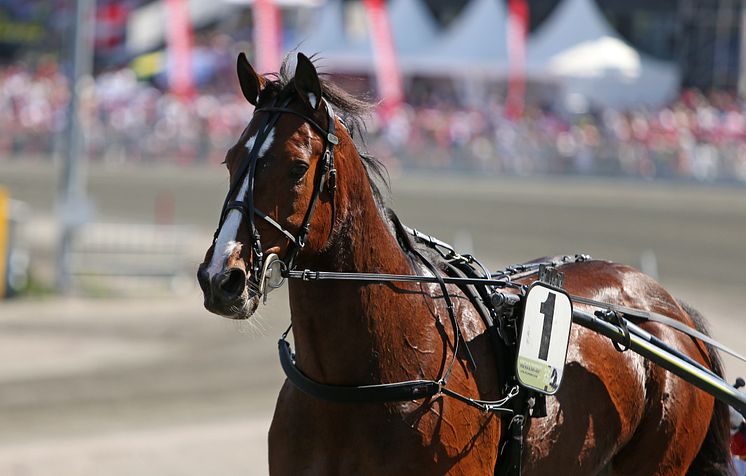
[516,282,573,395]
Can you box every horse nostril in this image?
[216,268,247,300]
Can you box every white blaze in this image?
[259,129,274,157]
[206,128,275,279]
[207,174,251,278]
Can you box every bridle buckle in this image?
[328,168,337,192]
[259,253,287,303]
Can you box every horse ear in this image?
[294,53,322,110]
[237,52,264,105]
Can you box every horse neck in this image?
[287,161,431,385]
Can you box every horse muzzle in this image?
[197,264,258,319]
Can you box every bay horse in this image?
[197,52,732,475]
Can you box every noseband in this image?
[211,94,339,290]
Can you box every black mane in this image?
[260,55,390,208]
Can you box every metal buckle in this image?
[259,253,287,303]
[327,168,337,192]
[538,264,564,288]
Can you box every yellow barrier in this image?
[0,187,7,298]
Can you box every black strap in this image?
[255,209,298,244]
[213,95,339,278]
[258,100,338,269]
[279,338,441,403]
[256,103,338,142]
[496,414,526,476]
[447,260,513,391]
[213,95,293,280]
[215,104,282,241]
[280,337,517,412]
[596,310,631,352]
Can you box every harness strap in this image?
[214,95,293,279]
[278,339,441,403]
[408,245,468,381]
[215,95,339,279]
[223,200,301,249]
[447,260,513,389]
[496,414,525,476]
[215,100,287,240]
[404,225,460,260]
[255,209,298,244]
[283,269,523,288]
[254,106,337,143]
[278,337,517,412]
[256,99,339,268]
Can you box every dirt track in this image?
[1,162,745,475]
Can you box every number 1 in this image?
[538,293,556,360]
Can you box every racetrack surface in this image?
[1,162,745,475]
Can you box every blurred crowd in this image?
[2,59,746,183]
[379,89,746,182]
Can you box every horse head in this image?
[197,52,366,319]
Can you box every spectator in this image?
[1,54,745,184]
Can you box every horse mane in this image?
[262,55,390,210]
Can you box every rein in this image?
[280,257,746,365]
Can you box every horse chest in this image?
[269,385,499,475]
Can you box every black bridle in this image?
[212,94,339,288]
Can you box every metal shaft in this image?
[572,309,746,417]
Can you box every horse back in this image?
[523,259,723,475]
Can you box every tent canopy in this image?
[526,0,680,107]
[242,0,680,108]
[405,0,508,76]
[298,0,438,73]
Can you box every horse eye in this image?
[290,162,309,180]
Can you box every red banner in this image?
[164,0,196,99]
[363,0,403,120]
[253,0,282,74]
[506,0,529,119]
[95,2,128,50]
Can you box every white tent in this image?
[406,0,508,76]
[128,0,240,53]
[298,0,438,74]
[296,0,371,72]
[390,0,438,59]
[526,0,680,107]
